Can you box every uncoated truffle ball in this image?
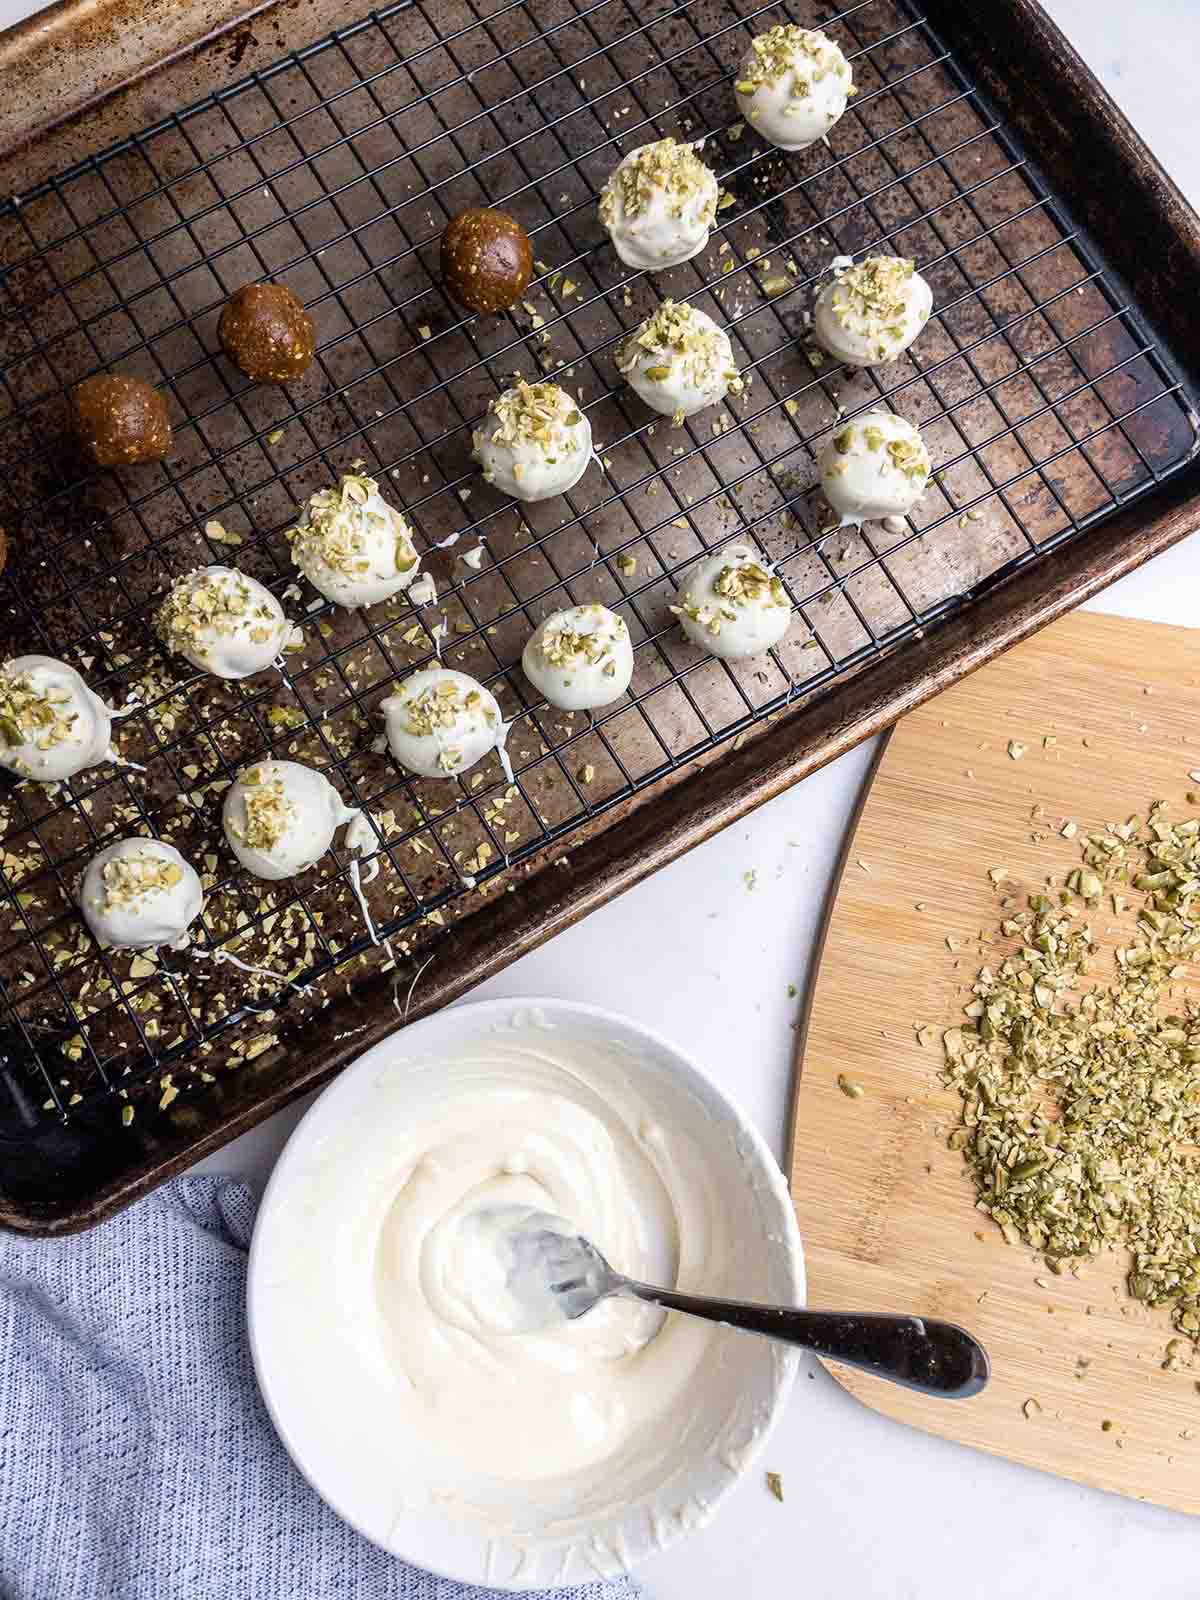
[72,374,171,467]
[441,208,533,314]
[219,282,316,382]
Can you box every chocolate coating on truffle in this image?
[441,208,534,315]
[72,375,171,467]
[219,282,316,382]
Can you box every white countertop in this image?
[6,0,1200,1592]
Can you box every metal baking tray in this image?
[1,0,1198,1233]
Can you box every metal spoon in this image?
[488,1206,989,1400]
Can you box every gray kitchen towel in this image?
[0,1175,641,1600]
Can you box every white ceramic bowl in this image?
[248,997,804,1590]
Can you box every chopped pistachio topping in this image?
[599,137,717,228]
[886,432,930,481]
[403,679,495,739]
[234,767,297,853]
[100,848,184,910]
[538,605,628,667]
[616,299,743,395]
[678,554,786,637]
[286,471,417,581]
[943,800,1200,1342]
[832,418,929,481]
[735,24,846,99]
[0,668,78,751]
[715,559,786,608]
[830,256,918,334]
[478,380,584,455]
[155,569,281,658]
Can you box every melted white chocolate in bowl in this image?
[374,1041,691,1482]
[249,1000,802,1590]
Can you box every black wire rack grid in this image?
[0,0,1195,1133]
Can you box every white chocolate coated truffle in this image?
[617,300,743,421]
[286,469,419,608]
[155,565,289,680]
[382,668,503,779]
[79,838,202,951]
[0,655,113,782]
[599,137,720,272]
[818,410,931,527]
[735,25,854,152]
[813,255,932,367]
[522,604,633,711]
[222,759,355,882]
[675,543,791,660]
[473,380,592,502]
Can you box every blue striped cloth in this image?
[0,1176,640,1600]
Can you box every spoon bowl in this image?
[249,996,807,1589]
[489,1205,990,1400]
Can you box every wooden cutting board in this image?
[790,609,1200,1515]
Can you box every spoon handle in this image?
[621,1284,989,1399]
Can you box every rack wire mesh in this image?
[0,0,1195,1138]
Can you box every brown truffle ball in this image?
[72,374,172,467]
[219,282,316,383]
[441,208,533,315]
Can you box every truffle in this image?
[79,838,203,950]
[674,543,791,659]
[818,410,931,527]
[382,667,503,779]
[286,469,420,608]
[522,604,634,712]
[219,282,316,383]
[222,759,355,881]
[617,300,742,421]
[734,26,854,151]
[813,255,932,367]
[473,380,592,502]
[0,654,114,782]
[154,565,290,680]
[441,208,534,315]
[72,374,171,467]
[599,138,720,271]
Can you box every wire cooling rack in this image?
[0,0,1195,1137]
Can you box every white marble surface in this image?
[5,0,1200,1593]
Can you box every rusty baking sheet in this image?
[1,0,1199,1233]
